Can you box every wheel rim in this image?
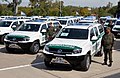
[33,43,40,53]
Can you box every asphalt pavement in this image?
[0,39,120,78]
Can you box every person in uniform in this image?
[47,23,55,42]
[102,27,115,67]
[54,25,62,36]
[107,20,114,29]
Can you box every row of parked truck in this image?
[0,15,119,71]
[0,16,83,53]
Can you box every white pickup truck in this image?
[43,23,104,71]
[4,22,48,54]
[0,19,22,43]
[0,19,31,43]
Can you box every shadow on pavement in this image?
[0,43,45,55]
[32,55,106,71]
[104,73,120,78]
[31,54,72,71]
[91,60,103,65]
[114,40,120,51]
[0,47,27,54]
[0,47,6,53]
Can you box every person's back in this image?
[47,25,55,41]
[108,20,114,29]
[55,26,62,34]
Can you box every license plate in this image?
[9,44,20,49]
[52,57,65,64]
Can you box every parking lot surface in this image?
[0,39,120,78]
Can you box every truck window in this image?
[94,27,98,36]
[41,24,47,31]
[98,25,104,33]
[90,28,95,40]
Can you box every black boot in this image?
[108,62,112,67]
[102,62,107,65]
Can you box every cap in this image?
[106,27,111,30]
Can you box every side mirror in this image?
[91,36,98,41]
[12,25,17,30]
[41,29,47,33]
[12,25,17,28]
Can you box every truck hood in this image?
[7,31,38,38]
[0,27,13,32]
[61,25,67,28]
[113,25,120,28]
[47,38,88,49]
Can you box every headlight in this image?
[24,37,30,41]
[73,48,82,54]
[112,28,117,31]
[4,35,8,40]
[113,28,116,30]
[45,45,49,52]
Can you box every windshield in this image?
[58,20,67,25]
[79,21,93,23]
[34,19,47,22]
[73,23,90,26]
[17,24,40,32]
[116,21,120,25]
[100,18,106,21]
[56,28,88,39]
[0,21,12,27]
[106,20,116,23]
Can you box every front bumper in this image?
[43,53,85,64]
[4,41,33,50]
[112,31,120,36]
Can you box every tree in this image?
[2,0,22,15]
[98,7,113,17]
[0,0,116,17]
[80,7,90,16]
[29,0,52,16]
[106,2,113,8]
[0,4,13,15]
[108,6,117,17]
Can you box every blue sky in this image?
[0,0,119,7]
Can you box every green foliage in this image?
[108,6,117,17]
[0,4,13,15]
[18,7,31,16]
[0,0,117,17]
[80,7,91,16]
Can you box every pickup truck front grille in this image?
[49,48,73,55]
[115,28,120,30]
[7,37,24,41]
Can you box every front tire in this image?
[6,46,15,52]
[29,41,40,54]
[0,35,5,44]
[73,54,91,71]
[44,58,53,68]
[80,54,91,71]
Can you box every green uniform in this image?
[47,27,55,41]
[102,33,115,63]
[107,24,114,30]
